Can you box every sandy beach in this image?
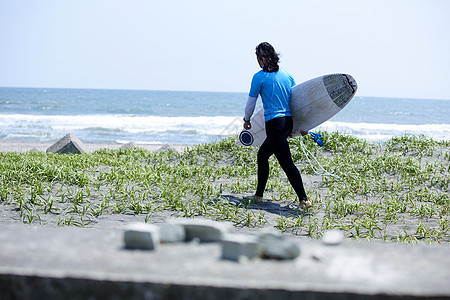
[0,139,189,153]
[1,134,449,243]
[0,138,295,236]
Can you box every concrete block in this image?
[157,143,177,152]
[46,133,86,154]
[221,234,261,261]
[159,222,186,243]
[120,141,136,149]
[1,224,450,299]
[322,229,344,246]
[257,231,300,260]
[171,219,231,242]
[123,223,160,250]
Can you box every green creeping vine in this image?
[0,133,448,244]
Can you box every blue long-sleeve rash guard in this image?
[244,68,296,123]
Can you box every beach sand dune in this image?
[0,135,449,244]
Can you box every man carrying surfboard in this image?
[243,42,312,209]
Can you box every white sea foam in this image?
[317,121,450,142]
[0,114,244,142]
[1,113,449,143]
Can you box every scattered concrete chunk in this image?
[157,143,177,152]
[120,141,137,149]
[221,234,261,262]
[258,231,300,260]
[46,133,86,154]
[322,230,344,246]
[159,222,186,243]
[171,219,232,242]
[123,223,160,250]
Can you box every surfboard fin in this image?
[309,132,324,147]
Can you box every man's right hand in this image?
[244,121,252,130]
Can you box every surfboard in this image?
[236,73,357,146]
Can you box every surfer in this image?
[243,42,312,209]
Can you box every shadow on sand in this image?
[217,194,309,218]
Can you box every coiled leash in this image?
[299,132,340,179]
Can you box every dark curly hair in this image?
[256,42,280,73]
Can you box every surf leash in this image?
[299,134,340,179]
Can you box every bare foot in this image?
[298,199,312,209]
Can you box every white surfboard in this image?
[236,73,357,146]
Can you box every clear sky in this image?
[1,0,449,100]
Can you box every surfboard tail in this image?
[323,74,357,109]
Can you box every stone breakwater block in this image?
[120,141,136,149]
[171,219,232,242]
[257,231,300,260]
[221,234,261,261]
[322,229,344,246]
[46,133,86,154]
[159,223,186,243]
[123,223,160,250]
[157,143,177,152]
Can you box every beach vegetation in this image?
[0,132,448,244]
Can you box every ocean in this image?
[1,87,449,145]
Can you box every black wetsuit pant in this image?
[255,116,307,201]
